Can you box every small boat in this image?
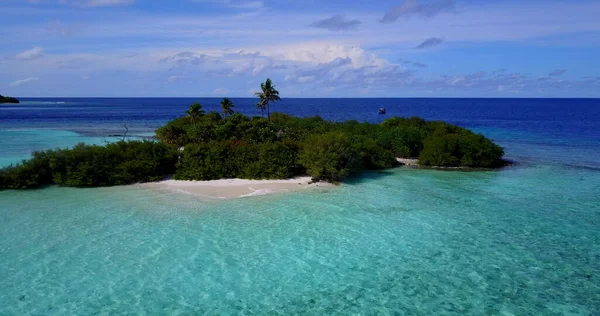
[378,108,386,114]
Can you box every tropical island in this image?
[0,94,19,103]
[0,79,505,191]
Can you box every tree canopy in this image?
[220,98,235,117]
[254,78,280,120]
[186,102,204,125]
[0,79,506,190]
[0,95,19,103]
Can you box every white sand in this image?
[138,177,333,199]
[396,158,419,166]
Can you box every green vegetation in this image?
[0,95,19,103]
[220,98,235,117]
[185,102,204,125]
[0,79,506,190]
[0,141,176,189]
[254,78,280,120]
[151,109,504,182]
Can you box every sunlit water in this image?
[1,98,599,314]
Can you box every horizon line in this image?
[12,96,600,100]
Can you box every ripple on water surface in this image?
[0,166,599,315]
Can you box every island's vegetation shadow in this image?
[341,169,399,186]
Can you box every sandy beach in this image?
[139,177,333,199]
[396,158,419,166]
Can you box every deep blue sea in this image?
[1,98,599,315]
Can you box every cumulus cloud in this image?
[161,52,209,67]
[309,15,361,31]
[411,70,590,95]
[285,57,353,82]
[10,77,39,87]
[15,47,44,60]
[548,69,567,77]
[85,0,135,6]
[415,37,444,49]
[52,0,136,7]
[193,0,265,10]
[381,0,455,23]
[29,0,135,7]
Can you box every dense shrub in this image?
[0,151,54,189]
[299,132,361,182]
[0,94,19,103]
[351,137,397,170]
[240,118,278,144]
[0,141,177,189]
[1,109,505,190]
[174,142,231,180]
[418,134,461,167]
[174,141,300,180]
[246,141,301,179]
[418,130,504,168]
[458,133,504,167]
[155,125,188,146]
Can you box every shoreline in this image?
[396,158,419,166]
[396,157,514,170]
[136,159,513,200]
[138,177,334,199]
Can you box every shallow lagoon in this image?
[1,164,599,314]
[1,98,599,314]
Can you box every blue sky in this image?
[1,0,600,97]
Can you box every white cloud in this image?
[15,47,44,60]
[381,0,456,23]
[84,0,135,7]
[257,43,388,69]
[54,0,136,7]
[24,0,135,7]
[297,76,315,83]
[2,1,599,97]
[192,0,264,10]
[10,77,39,87]
[309,15,361,32]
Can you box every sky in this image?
[1,0,600,97]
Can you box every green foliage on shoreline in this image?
[155,110,504,182]
[0,80,505,190]
[0,141,177,189]
[0,111,505,190]
[0,95,19,103]
[174,140,301,181]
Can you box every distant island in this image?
[0,79,506,190]
[0,95,19,103]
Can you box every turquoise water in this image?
[1,165,599,314]
[1,98,600,314]
[0,130,115,168]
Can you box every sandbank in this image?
[396,158,419,166]
[138,177,333,199]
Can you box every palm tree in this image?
[220,98,235,117]
[186,102,204,125]
[256,93,267,118]
[254,78,280,120]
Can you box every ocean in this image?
[1,98,599,315]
